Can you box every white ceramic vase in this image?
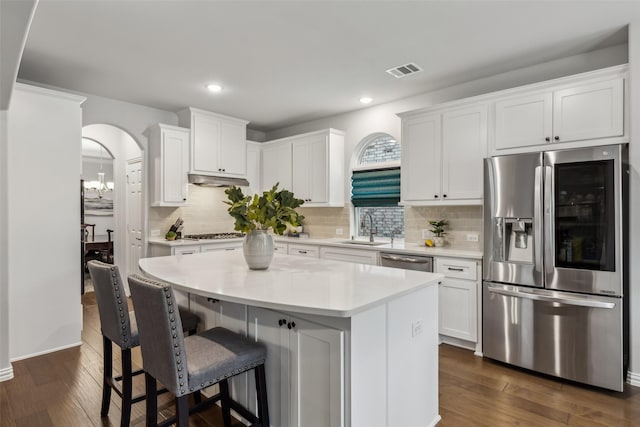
[243,229,275,270]
[433,236,445,247]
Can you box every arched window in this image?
[351,133,404,239]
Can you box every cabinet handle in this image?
[545,137,550,142]
[298,250,307,254]
[443,194,447,198]
[278,319,286,326]
[207,298,219,303]
[183,198,187,201]
[554,136,560,141]
[287,321,296,329]
[447,267,464,272]
[434,194,439,198]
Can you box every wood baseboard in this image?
[0,365,14,382]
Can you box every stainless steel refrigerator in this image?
[483,144,628,391]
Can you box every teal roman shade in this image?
[351,167,400,207]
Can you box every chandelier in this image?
[84,145,114,199]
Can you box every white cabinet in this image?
[248,307,344,427]
[200,241,242,253]
[273,241,288,253]
[494,76,624,151]
[288,243,320,258]
[261,140,292,192]
[435,257,480,350]
[147,124,189,206]
[245,141,261,195]
[319,246,378,265]
[177,107,249,177]
[400,105,487,205]
[291,129,345,206]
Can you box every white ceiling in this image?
[16,1,636,132]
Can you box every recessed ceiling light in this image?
[360,97,372,104]
[206,84,223,93]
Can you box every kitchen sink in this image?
[340,240,387,246]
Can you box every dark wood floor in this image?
[1,293,639,426]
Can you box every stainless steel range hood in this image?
[188,174,249,187]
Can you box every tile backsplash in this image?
[149,188,483,251]
[149,185,235,235]
[405,205,483,250]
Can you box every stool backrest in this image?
[128,274,187,396]
[87,260,135,349]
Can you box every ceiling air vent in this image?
[386,62,423,79]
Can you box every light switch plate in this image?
[421,229,431,239]
[466,233,479,242]
[151,229,161,237]
[335,228,344,236]
[412,319,423,337]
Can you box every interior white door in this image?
[126,159,143,281]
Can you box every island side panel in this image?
[350,304,387,426]
[388,284,440,426]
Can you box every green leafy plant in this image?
[165,230,177,240]
[428,220,448,237]
[224,183,305,235]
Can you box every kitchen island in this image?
[139,251,442,427]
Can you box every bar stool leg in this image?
[255,364,270,427]
[120,348,133,427]
[145,373,158,427]
[101,336,113,417]
[220,379,232,427]
[176,395,190,427]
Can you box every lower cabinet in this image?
[434,257,481,353]
[319,246,378,265]
[248,306,344,427]
[288,243,320,258]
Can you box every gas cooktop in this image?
[182,232,244,240]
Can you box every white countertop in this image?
[275,236,483,260]
[148,236,482,260]
[139,251,443,318]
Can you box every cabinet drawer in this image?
[288,244,320,258]
[171,245,201,256]
[274,242,288,253]
[435,257,477,281]
[319,247,378,265]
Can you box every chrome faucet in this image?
[361,211,376,242]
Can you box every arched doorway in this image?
[82,124,144,294]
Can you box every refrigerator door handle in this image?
[533,166,543,282]
[543,165,554,276]
[487,285,616,309]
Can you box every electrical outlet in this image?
[466,233,479,242]
[412,319,423,337]
[336,228,344,236]
[151,229,161,237]
[421,229,431,239]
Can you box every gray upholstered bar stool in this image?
[128,274,269,427]
[87,261,200,427]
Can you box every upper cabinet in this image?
[400,104,487,205]
[262,129,345,207]
[291,129,345,207]
[147,124,189,207]
[245,141,261,195]
[261,139,292,193]
[177,107,249,177]
[493,68,626,153]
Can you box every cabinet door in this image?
[161,127,189,204]
[292,139,312,202]
[191,113,221,174]
[262,142,292,192]
[438,278,477,341]
[308,135,329,203]
[219,121,247,176]
[289,316,344,427]
[401,113,441,201]
[494,91,552,150]
[441,105,487,201]
[553,78,624,143]
[245,142,261,195]
[248,307,290,427]
[288,244,319,258]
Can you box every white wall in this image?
[627,22,640,386]
[0,110,12,380]
[8,84,86,360]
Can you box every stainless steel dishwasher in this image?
[379,252,433,272]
